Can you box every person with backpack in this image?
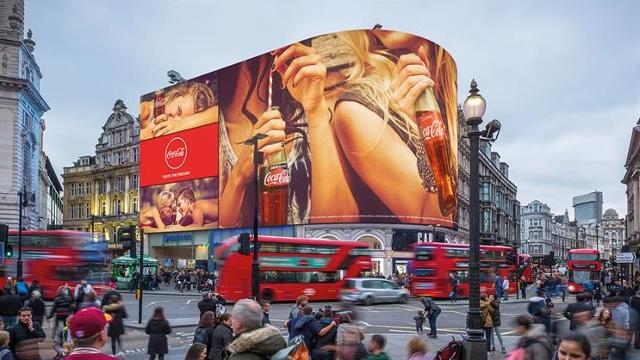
[0,330,13,360]
[48,286,73,338]
[14,278,28,303]
[208,313,232,360]
[508,314,552,360]
[145,306,171,360]
[193,311,215,349]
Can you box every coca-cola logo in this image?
[421,120,445,140]
[164,137,188,170]
[263,167,290,187]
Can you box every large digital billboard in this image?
[140,29,457,232]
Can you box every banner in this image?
[140,29,458,232]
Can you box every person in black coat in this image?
[47,286,73,338]
[0,288,23,329]
[145,306,172,360]
[9,307,46,360]
[208,313,233,360]
[420,297,441,338]
[197,292,225,319]
[102,291,127,355]
[24,291,45,326]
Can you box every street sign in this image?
[616,252,636,264]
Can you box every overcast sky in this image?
[26,0,639,218]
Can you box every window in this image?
[112,199,122,214]
[70,204,77,219]
[445,248,469,258]
[116,176,125,192]
[118,131,125,144]
[101,201,106,216]
[85,182,91,194]
[131,196,138,213]
[85,203,91,218]
[132,147,139,162]
[495,190,501,208]
[259,271,340,283]
[257,242,338,255]
[131,174,139,189]
[115,151,122,165]
[480,182,490,201]
[99,179,107,194]
[482,209,491,233]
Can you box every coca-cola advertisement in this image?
[139,29,458,231]
[140,177,219,233]
[217,29,458,229]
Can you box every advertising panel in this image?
[139,29,457,232]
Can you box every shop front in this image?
[147,231,211,271]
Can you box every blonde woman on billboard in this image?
[139,80,218,140]
[218,56,310,228]
[140,190,177,230]
[274,30,457,225]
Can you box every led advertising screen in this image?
[140,29,457,232]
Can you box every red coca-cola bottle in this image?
[259,143,290,225]
[416,87,457,216]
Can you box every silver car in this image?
[340,278,410,306]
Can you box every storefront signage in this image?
[108,241,130,250]
[163,233,194,244]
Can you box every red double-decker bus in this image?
[408,243,517,299]
[566,248,601,294]
[0,230,112,299]
[519,254,534,284]
[214,235,371,302]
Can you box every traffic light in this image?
[0,224,9,258]
[118,225,137,257]
[238,233,251,255]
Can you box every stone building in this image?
[601,208,625,262]
[0,0,50,229]
[62,100,139,256]
[622,119,640,269]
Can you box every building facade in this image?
[478,141,521,247]
[62,100,139,256]
[622,119,640,266]
[0,0,50,229]
[573,191,604,225]
[455,107,471,243]
[601,208,625,262]
[38,153,62,229]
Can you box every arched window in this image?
[356,235,384,250]
[319,234,339,240]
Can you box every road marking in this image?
[145,301,157,307]
[187,299,194,304]
[389,329,417,333]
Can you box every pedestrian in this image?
[73,280,93,312]
[288,295,308,320]
[556,331,591,360]
[366,335,389,360]
[420,297,440,339]
[145,306,171,360]
[226,299,286,360]
[448,272,459,303]
[53,316,73,360]
[528,288,553,333]
[480,294,494,354]
[0,289,22,329]
[413,311,425,334]
[494,273,503,300]
[593,281,603,307]
[14,279,28,303]
[630,290,640,349]
[511,314,552,360]
[208,313,232,360]
[313,307,337,360]
[563,293,594,331]
[48,286,74,338]
[259,300,270,326]
[194,311,215,348]
[335,314,367,360]
[502,276,510,301]
[574,308,606,360]
[8,307,46,360]
[604,296,631,360]
[406,336,429,360]
[519,276,528,299]
[23,292,44,327]
[185,343,207,360]
[79,291,101,310]
[26,281,40,301]
[488,295,506,354]
[292,305,337,351]
[64,307,118,359]
[101,292,127,356]
[0,331,13,360]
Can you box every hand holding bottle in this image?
[390,45,434,121]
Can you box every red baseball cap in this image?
[69,307,112,339]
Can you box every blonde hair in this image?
[0,331,9,346]
[155,190,175,209]
[166,81,216,112]
[336,30,458,176]
[407,336,428,356]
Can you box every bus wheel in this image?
[261,288,274,302]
